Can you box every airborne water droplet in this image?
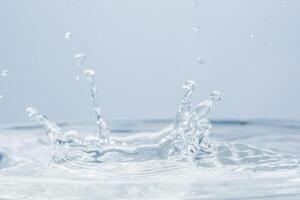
[84,69,95,77]
[262,41,268,46]
[183,80,195,92]
[197,58,206,64]
[74,53,86,66]
[193,26,201,33]
[250,34,255,39]
[65,32,72,40]
[209,91,222,101]
[2,70,9,77]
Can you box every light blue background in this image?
[0,0,299,124]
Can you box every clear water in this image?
[0,120,299,200]
[1,77,299,199]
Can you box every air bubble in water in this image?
[65,32,72,40]
[2,70,9,77]
[197,58,206,64]
[74,53,86,66]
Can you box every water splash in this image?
[26,75,221,164]
[174,80,195,128]
[26,106,62,142]
[84,69,109,141]
[26,106,65,162]
[73,53,87,80]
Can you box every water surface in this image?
[0,120,299,200]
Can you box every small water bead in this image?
[84,69,95,77]
[75,76,80,81]
[84,69,95,82]
[0,95,2,99]
[209,91,222,101]
[65,32,72,40]
[197,58,206,64]
[2,70,9,77]
[74,53,86,66]
[26,106,38,119]
[183,80,195,92]
[283,4,287,8]
[193,26,201,33]
[262,41,268,46]
[250,34,255,39]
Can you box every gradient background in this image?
[0,0,299,124]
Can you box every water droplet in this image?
[209,91,222,101]
[250,34,255,39]
[262,41,268,46]
[193,26,201,33]
[75,76,80,81]
[65,32,72,40]
[183,80,196,92]
[197,58,206,64]
[0,95,2,99]
[2,70,9,77]
[26,106,38,119]
[74,53,86,66]
[283,4,287,8]
[83,69,95,77]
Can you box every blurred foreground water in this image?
[0,120,299,200]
